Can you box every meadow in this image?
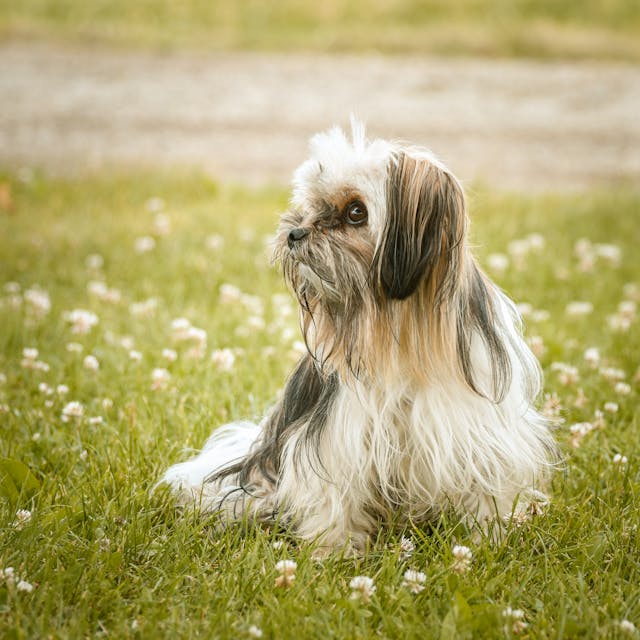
[0,169,638,638]
[1,0,640,61]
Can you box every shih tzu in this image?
[161,121,556,553]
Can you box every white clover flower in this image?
[566,301,593,316]
[87,280,121,303]
[247,625,263,638]
[153,213,171,236]
[24,287,51,318]
[62,401,84,422]
[57,384,69,396]
[13,509,32,529]
[531,309,550,322]
[608,314,633,332]
[401,569,426,594]
[21,356,50,372]
[574,238,593,256]
[89,416,104,426]
[451,545,473,574]
[219,283,243,304]
[85,253,104,270]
[516,302,533,317]
[186,326,207,346]
[6,293,23,309]
[246,315,266,331]
[66,342,83,354]
[151,368,171,391]
[618,300,637,318]
[275,559,297,574]
[349,576,376,602]
[615,382,631,395]
[240,294,264,316]
[211,348,235,372]
[1,567,15,585]
[604,402,619,413]
[487,253,509,275]
[87,280,108,298]
[23,347,38,361]
[613,454,628,466]
[507,238,530,261]
[145,196,165,212]
[399,536,415,559]
[134,236,156,253]
[619,620,637,635]
[83,355,99,372]
[64,309,99,335]
[583,347,600,368]
[274,559,297,588]
[16,579,34,593]
[171,317,192,338]
[206,234,225,251]
[502,607,528,635]
[129,298,158,318]
[569,421,595,448]
[599,367,626,381]
[551,362,580,386]
[526,232,545,251]
[129,350,143,362]
[623,282,639,300]
[119,335,135,350]
[594,243,622,265]
[38,382,53,395]
[281,327,296,342]
[162,348,177,362]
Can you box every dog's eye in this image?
[345,201,368,225]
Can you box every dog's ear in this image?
[374,152,467,302]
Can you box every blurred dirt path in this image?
[1,41,639,190]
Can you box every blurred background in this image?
[1,0,639,191]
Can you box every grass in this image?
[0,169,639,638]
[1,0,640,61]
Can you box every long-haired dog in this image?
[161,121,556,553]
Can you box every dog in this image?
[161,120,556,553]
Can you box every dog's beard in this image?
[275,216,373,304]
[273,228,376,376]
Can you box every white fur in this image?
[162,420,262,508]
[273,288,552,550]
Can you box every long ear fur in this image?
[375,152,466,302]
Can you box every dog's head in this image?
[274,121,515,399]
[274,120,467,315]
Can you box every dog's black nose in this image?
[287,227,309,248]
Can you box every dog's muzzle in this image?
[287,227,310,249]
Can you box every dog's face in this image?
[274,123,467,313]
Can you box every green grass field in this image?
[1,0,640,61]
[0,170,638,638]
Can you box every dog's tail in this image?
[159,421,262,508]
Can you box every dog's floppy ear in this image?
[374,152,466,302]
